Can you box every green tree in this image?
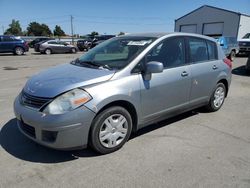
[53,25,66,37]
[117,31,125,36]
[90,31,99,36]
[27,22,52,36]
[4,19,22,35]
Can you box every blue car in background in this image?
[0,35,29,55]
[217,36,239,61]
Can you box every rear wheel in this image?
[89,106,132,154]
[206,83,226,112]
[228,50,236,61]
[45,48,52,55]
[71,48,77,53]
[14,47,24,55]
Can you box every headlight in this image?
[43,88,92,115]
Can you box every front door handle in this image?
[212,65,218,70]
[181,71,189,77]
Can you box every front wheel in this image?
[89,106,132,154]
[206,83,226,112]
[14,47,24,55]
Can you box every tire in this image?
[228,50,236,61]
[71,48,77,53]
[14,47,24,55]
[205,83,226,112]
[45,48,52,55]
[89,106,132,154]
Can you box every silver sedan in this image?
[39,40,77,54]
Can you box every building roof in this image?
[175,5,250,21]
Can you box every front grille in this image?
[20,121,36,138]
[20,91,51,109]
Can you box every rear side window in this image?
[188,37,218,63]
[188,38,208,63]
[48,41,57,44]
[207,40,218,60]
[2,36,14,42]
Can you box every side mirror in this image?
[146,61,163,74]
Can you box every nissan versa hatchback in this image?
[14,33,232,154]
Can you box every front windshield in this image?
[243,33,250,39]
[74,36,156,70]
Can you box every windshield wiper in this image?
[75,58,112,70]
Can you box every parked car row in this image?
[0,35,116,55]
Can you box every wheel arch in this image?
[93,100,138,133]
[217,79,229,97]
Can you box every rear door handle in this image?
[181,71,189,77]
[212,65,218,70]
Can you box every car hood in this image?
[23,63,115,98]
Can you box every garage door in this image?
[180,25,197,33]
[203,22,224,36]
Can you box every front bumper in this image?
[14,96,96,150]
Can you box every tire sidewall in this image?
[90,106,132,154]
[15,47,24,55]
[209,83,226,111]
[230,51,235,61]
[71,48,76,53]
[45,48,52,55]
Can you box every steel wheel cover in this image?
[99,114,128,148]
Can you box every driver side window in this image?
[146,37,186,68]
[132,37,186,73]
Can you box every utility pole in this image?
[70,15,74,44]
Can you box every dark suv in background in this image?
[29,37,52,48]
[0,35,29,55]
[77,35,115,51]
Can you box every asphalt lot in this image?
[0,50,250,188]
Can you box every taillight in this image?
[223,58,232,69]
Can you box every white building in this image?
[175,5,250,39]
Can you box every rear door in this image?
[140,36,192,123]
[187,37,220,106]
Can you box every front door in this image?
[139,37,191,124]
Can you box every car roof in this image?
[124,32,169,38]
[122,32,217,42]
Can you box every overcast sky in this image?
[0,0,249,35]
